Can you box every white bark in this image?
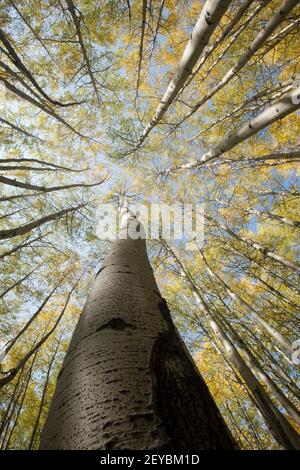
[162,86,300,174]
[198,249,294,352]
[195,297,300,449]
[137,0,232,146]
[179,0,261,99]
[198,1,267,88]
[191,148,300,169]
[167,245,300,449]
[191,75,297,139]
[176,0,300,128]
[217,313,300,427]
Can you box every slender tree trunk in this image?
[4,277,66,357]
[198,248,293,351]
[0,233,48,261]
[28,338,61,449]
[163,85,300,174]
[0,203,86,240]
[40,205,236,450]
[0,283,76,388]
[214,309,300,426]
[181,0,260,99]
[2,352,38,449]
[163,241,300,449]
[192,287,300,449]
[0,367,24,439]
[240,322,300,400]
[137,0,232,146]
[176,0,299,128]
[228,244,300,295]
[0,266,40,300]
[208,216,300,275]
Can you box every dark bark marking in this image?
[149,298,236,449]
[96,318,137,332]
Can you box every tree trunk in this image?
[137,0,232,146]
[198,248,293,352]
[177,0,299,128]
[163,241,300,449]
[40,205,236,450]
[28,337,61,449]
[163,85,300,174]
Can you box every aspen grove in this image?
[0,0,299,450]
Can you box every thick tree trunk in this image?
[40,208,236,450]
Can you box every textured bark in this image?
[40,212,235,449]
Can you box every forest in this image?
[0,0,299,452]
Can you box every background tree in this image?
[0,0,299,449]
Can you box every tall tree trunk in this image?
[40,205,236,450]
[28,336,61,449]
[214,308,300,426]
